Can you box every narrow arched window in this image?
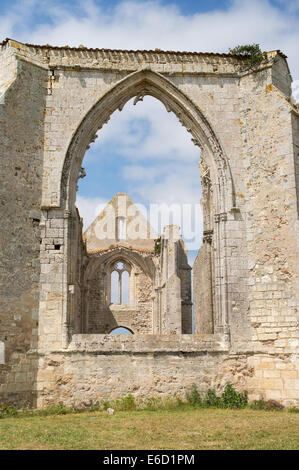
[110,261,130,304]
[121,270,129,303]
[116,216,126,241]
[110,270,119,304]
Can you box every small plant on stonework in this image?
[174,394,185,408]
[203,389,221,408]
[249,399,284,411]
[102,400,111,411]
[154,237,162,255]
[0,403,18,418]
[220,383,248,409]
[229,44,266,68]
[18,404,34,417]
[141,396,162,411]
[89,401,101,412]
[186,383,202,407]
[185,383,248,409]
[163,395,185,410]
[38,403,71,416]
[142,395,185,411]
[114,393,136,411]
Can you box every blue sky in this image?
[1,0,298,264]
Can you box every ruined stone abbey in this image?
[0,39,298,407]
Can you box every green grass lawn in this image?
[0,408,298,450]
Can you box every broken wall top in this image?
[0,38,291,84]
[83,193,157,252]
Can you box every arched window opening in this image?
[121,270,129,304]
[110,261,130,304]
[109,327,133,335]
[111,270,119,303]
[73,88,212,336]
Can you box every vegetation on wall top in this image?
[229,43,267,68]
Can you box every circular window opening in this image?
[115,261,124,270]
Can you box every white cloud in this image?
[86,95,202,206]
[292,80,299,103]
[76,194,107,230]
[123,162,201,204]
[134,172,201,205]
[91,96,199,162]
[2,0,298,82]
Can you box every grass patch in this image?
[0,385,298,449]
[0,408,298,450]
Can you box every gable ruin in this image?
[81,193,192,335]
[0,39,298,407]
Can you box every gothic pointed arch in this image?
[61,68,235,214]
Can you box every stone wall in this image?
[193,242,213,334]
[84,262,154,334]
[0,51,47,392]
[178,241,192,334]
[35,334,249,408]
[83,193,156,252]
[292,112,299,215]
[236,71,299,403]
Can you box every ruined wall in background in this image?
[178,241,192,334]
[84,254,154,334]
[193,242,213,334]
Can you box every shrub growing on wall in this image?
[229,44,266,68]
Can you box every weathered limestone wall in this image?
[134,271,154,332]
[68,208,85,336]
[82,233,191,335]
[84,266,107,333]
[0,46,17,96]
[193,242,213,334]
[0,51,47,394]
[178,241,192,334]
[160,226,185,334]
[292,112,299,215]
[83,193,156,252]
[84,264,154,334]
[238,71,299,403]
[28,46,251,348]
[35,334,249,408]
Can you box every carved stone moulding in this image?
[214,212,227,223]
[203,229,213,244]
